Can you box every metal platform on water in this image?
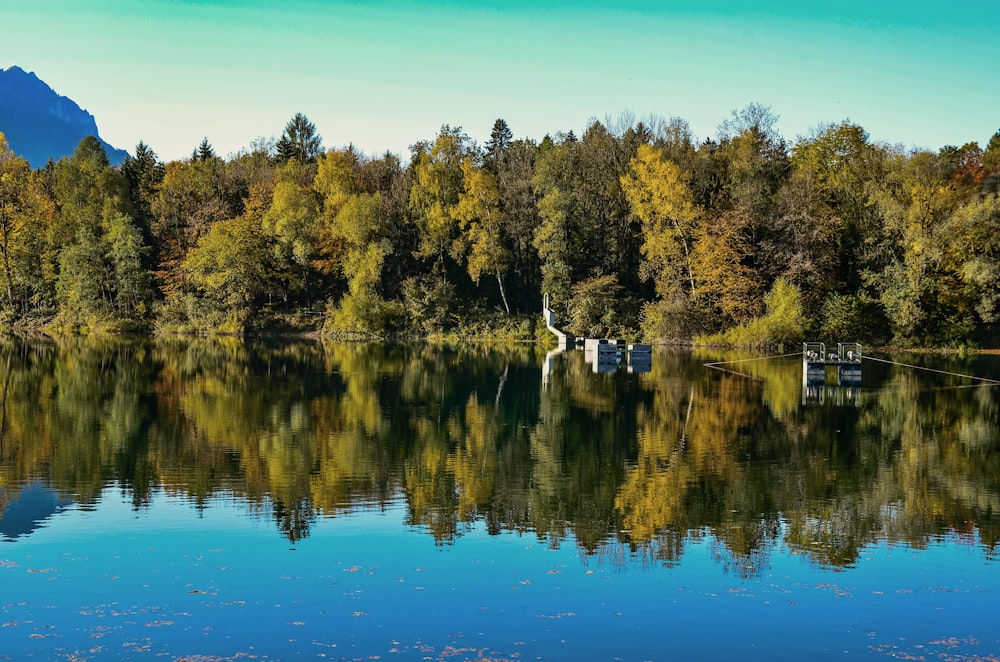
[802,342,863,395]
[541,294,653,381]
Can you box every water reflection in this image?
[0,481,73,541]
[0,337,998,569]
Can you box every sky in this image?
[2,0,998,162]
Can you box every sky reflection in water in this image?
[4,489,999,661]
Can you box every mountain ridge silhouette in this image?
[0,65,128,167]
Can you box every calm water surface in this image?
[1,338,998,660]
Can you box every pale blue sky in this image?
[3,0,998,161]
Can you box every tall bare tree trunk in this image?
[495,267,510,315]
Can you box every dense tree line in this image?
[1,106,999,346]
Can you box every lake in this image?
[1,338,998,660]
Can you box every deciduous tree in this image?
[263,160,321,304]
[621,144,700,299]
[184,213,274,314]
[0,134,54,315]
[150,157,233,297]
[493,138,540,313]
[409,126,473,262]
[941,194,1000,326]
[452,158,511,314]
[691,209,764,325]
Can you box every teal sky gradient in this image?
[3,0,998,161]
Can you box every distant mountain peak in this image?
[0,65,128,167]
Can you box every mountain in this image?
[0,65,128,167]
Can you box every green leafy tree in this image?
[315,147,412,325]
[0,134,55,316]
[577,120,639,294]
[401,272,455,334]
[532,135,581,306]
[56,226,111,321]
[568,274,626,338]
[867,149,962,343]
[941,194,1000,327]
[312,146,361,276]
[105,209,153,319]
[262,160,321,304]
[652,116,698,171]
[357,152,413,303]
[819,291,888,343]
[50,136,128,249]
[409,126,473,265]
[407,126,476,328]
[791,122,887,288]
[49,138,151,329]
[762,168,842,313]
[533,121,641,320]
[150,157,233,298]
[322,193,401,336]
[694,278,804,348]
[335,194,388,294]
[183,213,275,326]
[54,201,153,328]
[493,138,540,313]
[532,179,573,305]
[717,103,789,220]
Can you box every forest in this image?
[1,104,999,346]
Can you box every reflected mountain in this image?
[0,481,73,542]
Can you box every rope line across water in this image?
[702,352,801,368]
[702,350,1000,387]
[860,354,1000,386]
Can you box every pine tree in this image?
[276,134,297,163]
[193,138,215,162]
[277,113,323,163]
[122,141,164,245]
[483,118,513,172]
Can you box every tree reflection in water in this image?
[0,337,998,569]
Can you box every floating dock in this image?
[803,342,862,388]
[583,338,652,373]
[801,342,863,406]
[542,294,652,375]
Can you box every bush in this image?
[695,278,805,348]
[763,278,806,342]
[640,292,709,343]
[322,293,406,340]
[568,274,638,339]
[402,273,455,334]
[818,291,889,345]
[152,294,250,335]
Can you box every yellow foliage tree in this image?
[451,158,511,313]
[691,209,764,324]
[0,134,54,315]
[621,144,701,299]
